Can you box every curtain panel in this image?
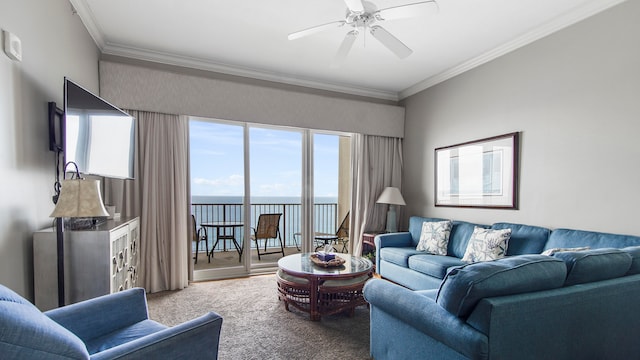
[350,134,403,256]
[105,110,190,293]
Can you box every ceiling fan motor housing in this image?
[346,1,378,28]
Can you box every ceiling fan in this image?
[288,0,439,67]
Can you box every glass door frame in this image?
[191,118,351,281]
[243,124,307,272]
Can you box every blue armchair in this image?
[0,284,223,359]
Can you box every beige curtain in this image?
[350,134,403,256]
[104,110,189,292]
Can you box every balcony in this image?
[191,202,341,269]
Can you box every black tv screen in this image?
[64,78,135,179]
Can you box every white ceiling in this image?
[70,0,625,101]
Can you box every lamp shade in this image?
[50,179,109,218]
[376,187,406,206]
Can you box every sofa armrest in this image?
[45,288,149,342]
[90,312,223,360]
[364,279,487,359]
[375,232,412,270]
[374,232,412,248]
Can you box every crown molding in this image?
[69,0,106,50]
[71,0,627,102]
[398,0,628,99]
[70,0,398,101]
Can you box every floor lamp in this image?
[376,187,406,233]
[49,177,109,307]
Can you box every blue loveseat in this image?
[363,216,640,359]
[0,285,223,359]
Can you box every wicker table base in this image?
[277,253,373,321]
[276,269,312,314]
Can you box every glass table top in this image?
[278,253,372,276]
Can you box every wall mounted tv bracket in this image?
[48,102,64,204]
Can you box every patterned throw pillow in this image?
[462,227,511,263]
[416,221,452,255]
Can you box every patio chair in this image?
[192,214,209,264]
[251,213,285,260]
[314,212,350,253]
[333,211,350,253]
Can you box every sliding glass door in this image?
[189,117,351,280]
[190,119,246,280]
[313,133,351,254]
[248,127,302,269]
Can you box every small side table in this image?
[362,232,385,254]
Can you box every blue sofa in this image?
[364,216,640,359]
[0,285,223,359]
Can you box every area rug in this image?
[146,275,371,359]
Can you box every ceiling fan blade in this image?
[331,30,359,68]
[370,25,413,59]
[375,1,439,21]
[344,0,365,13]
[288,20,346,40]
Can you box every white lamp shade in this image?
[50,179,109,218]
[376,187,406,206]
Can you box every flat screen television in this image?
[61,78,136,179]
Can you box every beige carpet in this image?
[146,275,371,360]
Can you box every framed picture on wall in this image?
[435,132,519,209]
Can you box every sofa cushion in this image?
[408,254,466,279]
[553,248,632,285]
[379,247,422,267]
[276,269,309,284]
[492,222,550,255]
[85,319,167,354]
[449,221,489,258]
[436,255,567,318]
[416,220,452,255]
[622,246,640,275]
[546,228,640,250]
[462,227,511,263]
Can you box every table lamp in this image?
[376,187,406,233]
[50,177,109,306]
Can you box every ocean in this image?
[191,195,338,205]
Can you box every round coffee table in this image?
[277,253,373,320]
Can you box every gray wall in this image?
[402,0,640,235]
[0,0,99,298]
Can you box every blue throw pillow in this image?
[436,255,567,318]
[553,248,632,285]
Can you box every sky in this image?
[189,119,340,198]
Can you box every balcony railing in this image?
[191,202,338,252]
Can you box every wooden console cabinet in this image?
[33,217,140,311]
